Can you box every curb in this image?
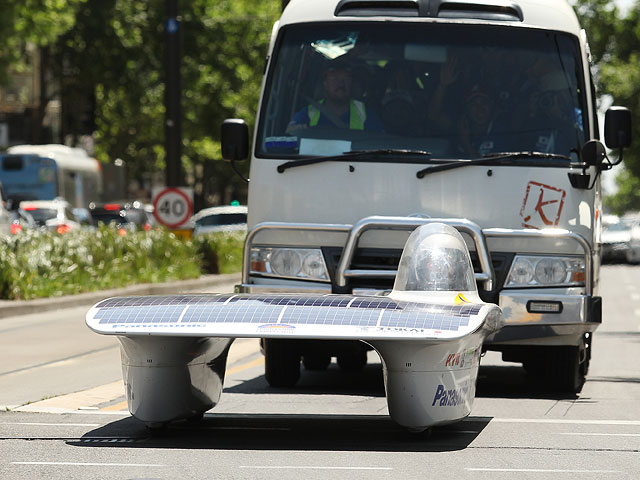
[0,273,241,319]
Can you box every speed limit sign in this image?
[152,187,194,228]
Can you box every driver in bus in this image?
[519,71,582,156]
[286,57,384,133]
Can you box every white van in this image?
[222,0,632,392]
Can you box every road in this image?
[0,266,639,479]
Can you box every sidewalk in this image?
[0,272,241,319]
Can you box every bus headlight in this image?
[250,247,330,281]
[505,255,585,287]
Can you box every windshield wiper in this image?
[416,151,573,178]
[277,149,432,173]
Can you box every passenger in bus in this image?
[455,84,500,157]
[286,58,384,133]
[380,61,428,136]
[428,54,462,136]
[429,52,516,153]
[519,72,582,156]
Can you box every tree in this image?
[51,0,279,207]
[0,1,87,143]
[574,1,640,214]
[0,0,86,85]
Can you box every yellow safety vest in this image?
[308,100,366,130]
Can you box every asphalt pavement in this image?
[0,272,242,319]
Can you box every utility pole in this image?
[164,0,182,187]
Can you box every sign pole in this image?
[165,0,183,188]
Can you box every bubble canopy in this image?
[393,223,476,293]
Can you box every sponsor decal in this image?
[454,293,470,305]
[431,381,472,407]
[257,323,296,332]
[377,326,429,334]
[445,346,481,368]
[520,181,566,229]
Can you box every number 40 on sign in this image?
[152,187,194,229]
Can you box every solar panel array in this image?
[93,294,482,332]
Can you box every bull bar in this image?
[241,216,592,296]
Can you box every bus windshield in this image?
[256,23,587,161]
[0,155,57,204]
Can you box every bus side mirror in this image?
[570,140,607,189]
[604,106,632,150]
[221,119,249,161]
[581,140,606,167]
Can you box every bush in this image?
[0,226,203,300]
[193,231,246,274]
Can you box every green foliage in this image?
[573,0,620,64]
[0,227,202,300]
[603,170,640,215]
[0,0,86,85]
[51,0,280,203]
[0,0,279,200]
[193,231,245,274]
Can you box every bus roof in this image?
[279,0,581,37]
[4,144,100,173]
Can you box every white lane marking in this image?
[466,469,620,473]
[1,407,130,416]
[12,462,166,467]
[633,308,640,317]
[240,466,392,471]
[489,418,640,426]
[214,426,291,431]
[626,284,637,291]
[2,422,99,427]
[557,432,640,437]
[631,293,640,301]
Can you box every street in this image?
[0,266,638,479]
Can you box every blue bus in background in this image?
[0,144,102,209]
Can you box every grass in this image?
[192,230,246,274]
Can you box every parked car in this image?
[19,199,81,234]
[191,205,248,236]
[601,219,640,263]
[72,207,94,226]
[9,207,37,235]
[89,201,154,233]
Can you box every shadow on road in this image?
[224,362,386,397]
[69,413,492,452]
[68,353,598,451]
[225,360,582,401]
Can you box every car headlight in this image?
[250,247,329,281]
[505,255,585,288]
